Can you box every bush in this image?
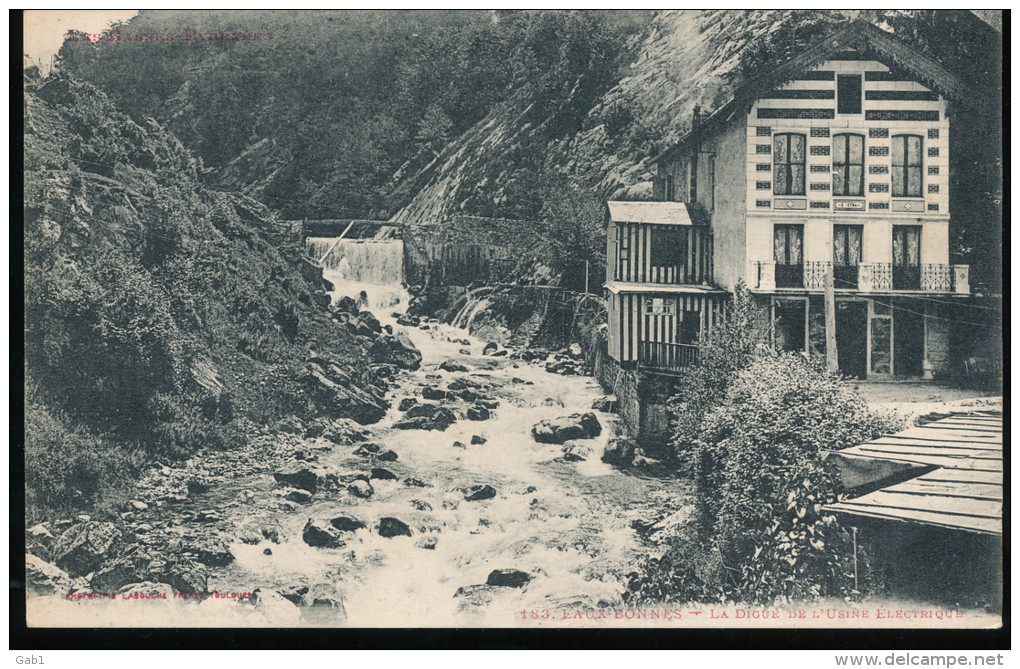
[667,281,772,462]
[630,353,903,606]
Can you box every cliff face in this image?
[393,9,1000,226]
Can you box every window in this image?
[774,224,804,288]
[892,225,921,290]
[774,133,806,195]
[649,226,687,268]
[664,174,675,201]
[833,225,863,288]
[680,311,700,345]
[892,135,923,197]
[832,134,865,196]
[837,74,862,114]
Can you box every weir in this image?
[305,237,404,287]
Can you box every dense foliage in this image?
[58,10,647,222]
[628,353,902,605]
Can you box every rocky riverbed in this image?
[26,280,690,627]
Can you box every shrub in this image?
[630,353,904,606]
[667,281,772,463]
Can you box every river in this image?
[28,251,686,628]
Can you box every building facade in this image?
[606,21,973,381]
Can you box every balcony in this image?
[638,341,700,373]
[748,261,969,294]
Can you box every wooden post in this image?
[824,269,839,373]
[317,220,355,265]
[584,260,590,295]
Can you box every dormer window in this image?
[832,133,865,196]
[773,133,806,196]
[837,74,862,114]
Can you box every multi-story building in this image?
[606,20,972,381]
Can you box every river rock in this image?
[187,478,211,495]
[129,500,149,511]
[252,588,302,624]
[304,583,347,622]
[590,396,615,412]
[464,485,497,502]
[476,398,500,410]
[377,449,398,462]
[26,553,74,595]
[439,360,469,373]
[471,435,487,445]
[237,521,283,545]
[396,314,421,327]
[393,403,456,431]
[560,440,594,462]
[302,519,345,549]
[279,584,309,605]
[335,296,360,315]
[302,360,388,425]
[415,536,438,550]
[370,468,397,481]
[369,332,422,371]
[50,521,123,576]
[453,584,498,611]
[410,499,432,511]
[398,397,419,412]
[196,510,221,523]
[487,569,533,588]
[482,342,498,355]
[90,553,154,592]
[403,478,428,488]
[160,558,209,594]
[353,442,382,457]
[423,386,457,401]
[348,479,375,499]
[531,413,602,445]
[467,405,490,421]
[284,489,313,504]
[378,517,413,538]
[329,515,367,533]
[601,437,637,467]
[273,466,337,494]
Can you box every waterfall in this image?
[305,237,404,285]
[305,236,407,314]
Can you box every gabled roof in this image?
[660,20,972,162]
[607,201,694,225]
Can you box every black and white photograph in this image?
[19,9,1004,634]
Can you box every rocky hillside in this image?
[395,9,1000,224]
[24,72,417,521]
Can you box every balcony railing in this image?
[638,341,700,372]
[748,261,969,294]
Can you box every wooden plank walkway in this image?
[825,411,1003,535]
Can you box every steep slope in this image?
[394,9,1000,223]
[23,73,387,519]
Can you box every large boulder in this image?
[302,359,389,425]
[273,465,338,494]
[348,479,375,499]
[393,403,457,431]
[183,535,235,567]
[25,554,75,596]
[560,440,595,462]
[369,332,422,371]
[160,558,209,594]
[531,413,602,445]
[601,437,637,467]
[487,569,533,588]
[439,360,470,373]
[51,521,123,576]
[466,405,490,421]
[378,517,413,538]
[302,519,345,549]
[464,485,497,502]
[329,515,366,533]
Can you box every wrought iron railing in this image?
[748,261,969,294]
[638,341,700,372]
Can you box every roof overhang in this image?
[607,201,694,226]
[605,280,728,295]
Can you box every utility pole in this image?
[824,268,839,373]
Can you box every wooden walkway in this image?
[825,411,1003,535]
